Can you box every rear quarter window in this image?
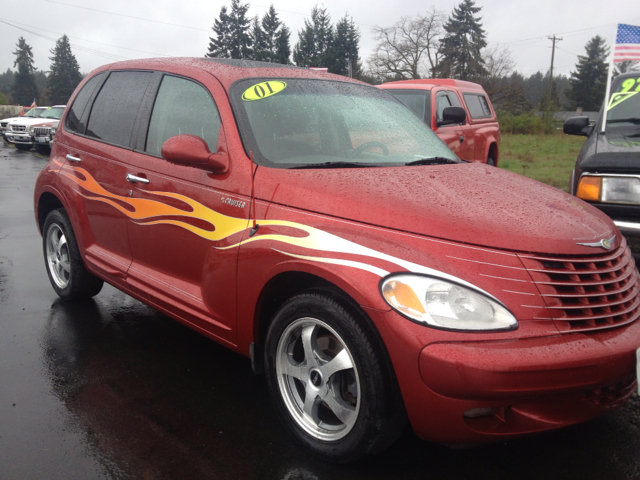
[463,93,493,119]
[85,71,153,147]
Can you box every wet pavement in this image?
[1,141,639,480]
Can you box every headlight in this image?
[380,274,518,331]
[29,126,35,134]
[577,175,640,204]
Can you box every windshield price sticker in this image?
[608,91,638,110]
[242,81,287,101]
[620,78,640,93]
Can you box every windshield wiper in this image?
[292,161,376,169]
[608,118,640,125]
[405,157,460,166]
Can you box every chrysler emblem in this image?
[576,235,616,250]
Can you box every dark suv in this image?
[565,72,640,254]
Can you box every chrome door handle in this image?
[126,174,150,184]
[459,136,464,143]
[66,154,81,162]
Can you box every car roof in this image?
[89,57,362,89]
[378,78,486,92]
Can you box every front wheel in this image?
[35,144,51,155]
[15,143,31,151]
[487,156,496,166]
[43,208,104,301]
[264,292,405,462]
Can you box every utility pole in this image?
[548,35,562,81]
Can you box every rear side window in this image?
[464,93,493,119]
[145,75,221,155]
[65,73,104,134]
[85,71,153,147]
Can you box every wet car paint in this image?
[2,142,640,479]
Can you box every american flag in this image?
[614,23,640,63]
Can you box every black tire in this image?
[487,156,496,166]
[15,143,32,151]
[42,208,104,301]
[35,144,51,155]
[264,291,406,463]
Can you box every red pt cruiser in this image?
[33,58,640,463]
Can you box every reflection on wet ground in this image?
[1,143,639,479]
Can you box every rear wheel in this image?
[264,292,405,463]
[43,208,104,300]
[15,144,31,151]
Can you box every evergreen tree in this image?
[568,35,609,111]
[438,0,487,80]
[250,16,267,61]
[227,0,252,59]
[329,16,362,78]
[257,5,290,64]
[12,37,38,106]
[274,25,292,64]
[0,68,15,96]
[206,6,232,58]
[47,35,82,105]
[293,6,334,68]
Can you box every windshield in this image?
[384,89,431,127]
[231,79,457,168]
[24,107,47,118]
[40,107,65,120]
[607,76,640,129]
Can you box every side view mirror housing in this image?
[161,134,229,173]
[563,116,593,137]
[437,106,466,127]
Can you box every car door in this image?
[446,90,475,161]
[123,72,251,342]
[55,71,153,288]
[432,89,465,158]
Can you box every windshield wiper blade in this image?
[292,161,375,169]
[608,118,640,125]
[405,157,459,166]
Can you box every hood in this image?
[596,129,640,153]
[10,117,57,127]
[255,162,617,255]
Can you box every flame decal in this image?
[60,163,248,241]
[58,161,497,300]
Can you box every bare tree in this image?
[479,43,515,100]
[367,7,445,81]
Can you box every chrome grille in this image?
[10,125,26,132]
[518,239,640,332]
[33,127,50,136]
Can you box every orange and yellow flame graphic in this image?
[57,160,485,292]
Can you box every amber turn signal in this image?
[576,176,602,202]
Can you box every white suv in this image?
[1,107,48,141]
[5,106,65,151]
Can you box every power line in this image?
[0,19,129,62]
[43,0,210,32]
[1,18,172,58]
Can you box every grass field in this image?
[497,133,586,192]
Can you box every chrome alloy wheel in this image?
[275,317,360,441]
[45,223,70,289]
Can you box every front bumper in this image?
[5,132,33,145]
[366,307,640,444]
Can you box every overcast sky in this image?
[1,0,639,80]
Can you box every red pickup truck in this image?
[379,79,500,166]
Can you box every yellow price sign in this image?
[242,81,287,101]
[608,91,638,110]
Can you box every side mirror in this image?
[437,106,466,127]
[161,134,229,173]
[563,116,593,137]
